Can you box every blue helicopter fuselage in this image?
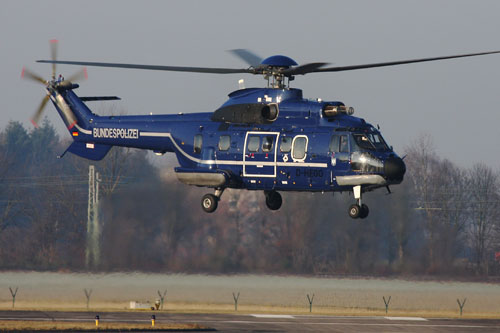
[50,83,405,215]
[34,45,500,216]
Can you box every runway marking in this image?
[385,316,428,321]
[251,314,295,319]
[190,319,495,329]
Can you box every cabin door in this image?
[242,131,280,178]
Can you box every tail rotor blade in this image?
[50,39,58,78]
[66,67,88,82]
[31,94,50,127]
[21,67,47,85]
[60,103,78,129]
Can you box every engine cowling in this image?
[212,103,280,124]
[322,104,354,117]
[261,103,279,122]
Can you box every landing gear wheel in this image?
[265,191,282,211]
[201,194,218,213]
[348,204,361,219]
[359,204,369,219]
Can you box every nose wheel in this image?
[348,185,369,219]
[348,203,369,219]
[201,188,224,213]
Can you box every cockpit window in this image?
[353,132,390,151]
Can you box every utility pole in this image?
[86,165,101,269]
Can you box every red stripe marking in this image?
[67,120,77,130]
[84,67,88,79]
[21,67,25,78]
[50,39,58,44]
[30,119,39,128]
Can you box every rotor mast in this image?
[262,69,294,89]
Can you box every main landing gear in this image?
[348,185,369,219]
[201,188,282,213]
[265,190,282,211]
[201,188,224,213]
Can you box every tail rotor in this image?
[21,39,87,127]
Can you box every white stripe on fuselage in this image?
[141,131,327,168]
[74,123,91,135]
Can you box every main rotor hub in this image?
[258,55,298,89]
[260,55,298,67]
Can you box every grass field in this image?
[0,272,499,318]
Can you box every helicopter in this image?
[23,40,500,218]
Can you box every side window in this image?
[292,136,308,160]
[247,136,260,152]
[330,134,348,153]
[218,135,230,151]
[262,136,274,152]
[193,134,202,154]
[280,136,292,153]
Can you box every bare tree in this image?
[405,133,441,270]
[468,164,500,275]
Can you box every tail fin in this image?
[52,84,113,161]
[52,84,95,133]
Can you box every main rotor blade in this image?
[50,39,58,78]
[228,49,263,67]
[313,50,500,74]
[284,62,330,75]
[21,67,47,85]
[37,60,252,74]
[31,94,50,127]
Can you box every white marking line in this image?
[251,314,295,319]
[141,131,328,169]
[385,316,427,321]
[74,123,91,135]
[187,319,496,329]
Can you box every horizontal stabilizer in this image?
[80,96,121,101]
[66,141,112,161]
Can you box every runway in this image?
[0,310,499,332]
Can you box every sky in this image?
[1,0,500,168]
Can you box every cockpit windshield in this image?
[352,132,390,152]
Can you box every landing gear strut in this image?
[348,185,369,219]
[265,190,282,210]
[201,188,224,213]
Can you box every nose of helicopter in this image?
[384,156,406,182]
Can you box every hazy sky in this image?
[2,0,500,168]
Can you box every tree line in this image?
[0,120,499,277]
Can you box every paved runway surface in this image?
[0,310,499,332]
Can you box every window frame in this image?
[291,135,308,162]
